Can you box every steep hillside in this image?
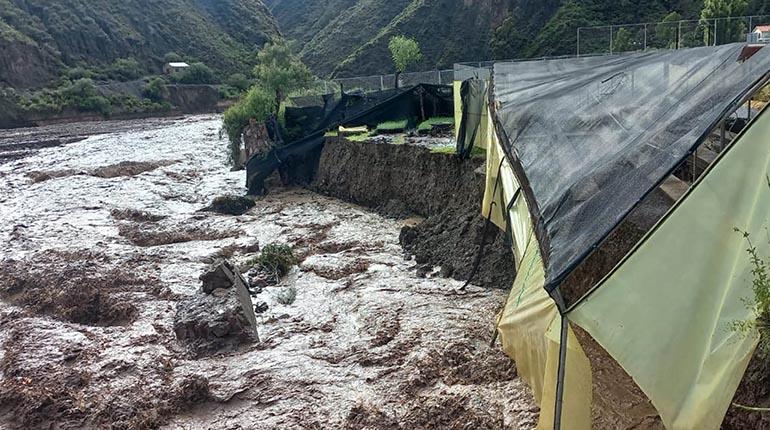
[270,0,770,77]
[0,0,280,89]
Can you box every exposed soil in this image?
[0,115,537,430]
[312,138,516,289]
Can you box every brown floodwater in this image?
[0,115,537,430]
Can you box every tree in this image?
[388,36,422,88]
[612,27,634,52]
[143,77,168,102]
[700,0,748,45]
[656,11,683,49]
[253,42,313,112]
[177,63,217,84]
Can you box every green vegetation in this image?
[176,63,218,85]
[221,41,314,166]
[612,28,635,52]
[249,243,298,277]
[417,116,454,133]
[430,145,486,159]
[143,78,169,103]
[388,35,422,86]
[254,42,313,111]
[731,227,770,357]
[18,78,168,117]
[347,131,373,142]
[0,0,280,89]
[700,0,748,45]
[222,86,275,165]
[376,119,408,133]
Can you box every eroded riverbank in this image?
[0,115,537,429]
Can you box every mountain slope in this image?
[0,0,281,88]
[269,0,756,77]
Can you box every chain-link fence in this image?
[298,69,454,96]
[577,15,770,56]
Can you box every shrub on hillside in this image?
[143,77,169,102]
[107,58,144,82]
[176,63,217,85]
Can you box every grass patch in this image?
[376,119,408,134]
[248,243,297,277]
[429,145,486,159]
[347,132,373,142]
[417,116,454,132]
[324,130,338,137]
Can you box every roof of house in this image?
[167,62,190,68]
[754,24,770,32]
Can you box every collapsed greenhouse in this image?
[244,42,770,429]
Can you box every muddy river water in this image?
[0,115,537,429]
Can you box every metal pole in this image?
[644,24,648,51]
[750,16,754,35]
[380,75,384,91]
[678,21,682,49]
[610,26,614,54]
[577,28,581,57]
[714,19,718,46]
[554,312,569,430]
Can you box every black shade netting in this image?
[492,43,770,291]
[457,79,486,159]
[246,84,453,194]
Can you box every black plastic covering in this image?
[456,79,486,159]
[492,43,770,292]
[246,84,453,194]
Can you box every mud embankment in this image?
[312,138,516,289]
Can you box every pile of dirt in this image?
[118,222,242,247]
[201,194,256,216]
[26,160,176,183]
[0,249,161,326]
[312,139,516,289]
[724,345,770,429]
[110,208,167,222]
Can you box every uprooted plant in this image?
[248,243,297,279]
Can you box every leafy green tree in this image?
[612,27,634,52]
[143,77,168,102]
[253,42,313,112]
[700,0,748,45]
[177,63,217,84]
[656,11,683,49]
[388,36,422,88]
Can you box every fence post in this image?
[437,69,441,85]
[610,26,614,54]
[644,24,648,51]
[749,16,753,36]
[677,21,682,49]
[577,28,581,57]
[380,75,384,91]
[714,19,718,46]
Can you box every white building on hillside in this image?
[164,62,190,75]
